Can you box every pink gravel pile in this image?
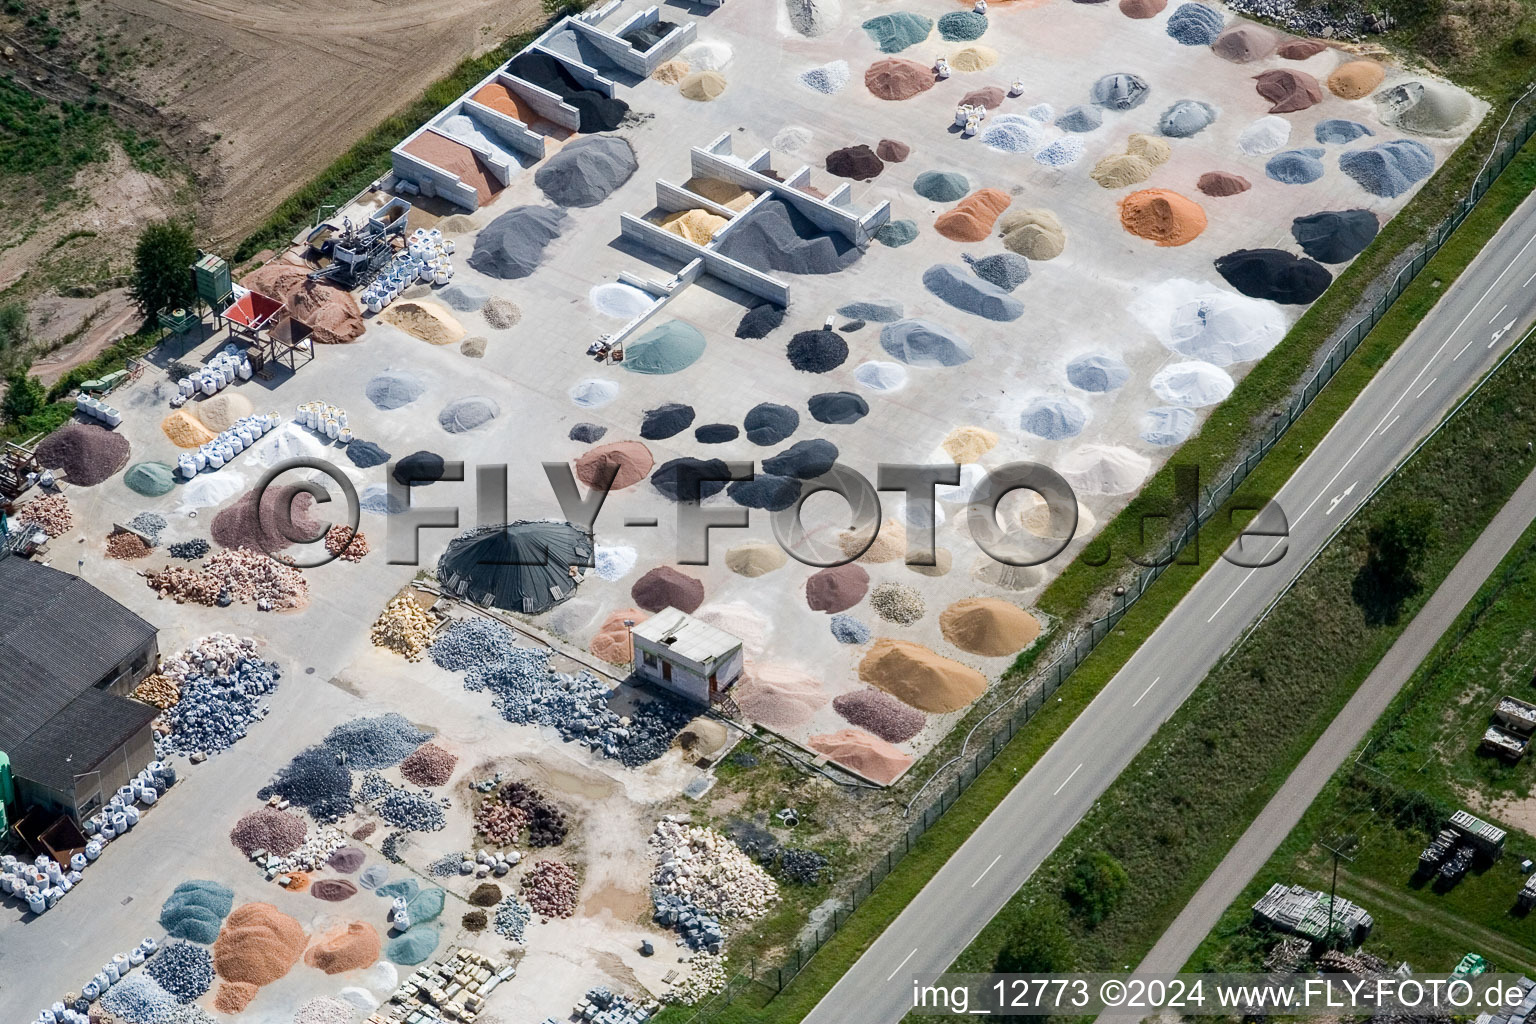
[230,808,307,856]
[521,860,579,919]
[832,687,927,743]
[399,743,457,787]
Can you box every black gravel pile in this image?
[1214,248,1333,304]
[651,458,731,501]
[381,831,408,863]
[257,745,355,822]
[394,450,447,486]
[808,392,869,424]
[145,941,214,1002]
[347,439,391,468]
[500,781,570,847]
[736,304,786,339]
[1290,209,1379,264]
[727,818,781,865]
[780,848,830,885]
[640,402,696,440]
[838,319,866,332]
[715,198,864,276]
[763,439,838,478]
[621,19,676,50]
[323,713,433,770]
[694,423,740,444]
[168,538,211,559]
[744,403,799,446]
[787,329,849,373]
[569,422,608,443]
[612,695,693,767]
[508,50,629,132]
[727,474,802,510]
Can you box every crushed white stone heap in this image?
[648,818,780,922]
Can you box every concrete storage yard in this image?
[0,0,1484,1020]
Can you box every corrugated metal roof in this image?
[631,607,742,665]
[8,687,158,793]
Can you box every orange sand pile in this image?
[575,441,654,490]
[304,921,381,974]
[213,903,307,991]
[840,518,908,563]
[736,664,828,730]
[858,638,987,712]
[935,188,1011,242]
[215,983,259,1013]
[1253,68,1323,113]
[590,607,647,664]
[241,265,364,345]
[865,58,935,101]
[1327,60,1384,99]
[1119,189,1207,246]
[162,410,217,448]
[473,81,539,125]
[939,598,1041,657]
[809,729,913,784]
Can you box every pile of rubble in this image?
[520,860,579,919]
[651,894,723,953]
[649,818,779,942]
[1223,0,1382,38]
[133,672,181,710]
[324,524,370,562]
[146,548,309,611]
[153,635,281,760]
[493,894,531,941]
[474,800,530,846]
[15,492,72,536]
[560,987,658,1024]
[240,815,348,881]
[371,594,437,661]
[664,953,729,1006]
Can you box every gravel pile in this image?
[1214,248,1333,304]
[962,252,1029,291]
[324,524,370,562]
[521,860,579,918]
[125,460,177,496]
[346,439,391,468]
[1055,104,1102,132]
[36,420,131,486]
[871,582,925,624]
[146,941,215,1002]
[1091,72,1151,110]
[430,616,518,671]
[1021,395,1088,439]
[808,391,868,424]
[508,50,628,131]
[370,595,436,661]
[780,849,830,885]
[875,219,918,247]
[146,548,309,611]
[493,895,531,941]
[15,492,72,536]
[160,880,235,943]
[502,781,570,846]
[833,687,925,742]
[101,973,180,1022]
[377,789,446,831]
[651,457,730,501]
[483,297,522,329]
[763,439,838,478]
[913,170,969,202]
[650,819,780,923]
[825,144,885,181]
[1291,209,1379,263]
[1266,147,1326,184]
[400,743,457,786]
[258,745,355,822]
[294,997,357,1024]
[1141,406,1197,446]
[736,303,786,338]
[696,423,739,443]
[230,806,308,855]
[641,401,697,440]
[829,614,872,644]
[800,59,850,93]
[1035,136,1085,167]
[1158,99,1217,138]
[715,198,863,275]
[154,635,281,758]
[475,798,530,845]
[107,529,153,559]
[128,511,168,544]
[728,475,801,511]
[1165,2,1223,44]
[937,9,987,39]
[744,402,800,445]
[1315,118,1374,145]
[786,329,849,372]
[462,909,488,931]
[168,538,211,559]
[880,318,974,366]
[534,136,637,207]
[323,713,432,769]
[469,205,569,279]
[1339,139,1435,198]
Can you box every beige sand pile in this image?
[942,426,998,463]
[194,391,254,432]
[858,638,987,712]
[590,607,647,664]
[1327,60,1384,99]
[939,598,1041,657]
[908,547,954,577]
[808,728,913,784]
[1212,24,1277,62]
[737,664,828,730]
[1091,133,1171,190]
[241,264,363,345]
[949,45,998,71]
[695,601,770,658]
[680,70,728,101]
[684,176,757,211]
[653,59,690,83]
[381,300,465,345]
[841,518,907,563]
[999,208,1066,259]
[438,213,479,233]
[1020,494,1095,539]
[658,208,729,244]
[162,410,217,448]
[726,541,788,577]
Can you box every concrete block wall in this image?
[420,124,517,189]
[608,8,696,70]
[528,44,618,98]
[619,213,789,304]
[568,19,649,77]
[656,179,742,220]
[497,72,583,132]
[457,98,546,161]
[389,132,481,211]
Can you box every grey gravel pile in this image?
[744,403,799,445]
[1158,99,1217,138]
[652,892,724,952]
[829,614,871,644]
[101,974,180,1022]
[430,852,465,877]
[786,329,849,372]
[347,439,391,468]
[436,282,488,312]
[323,713,433,769]
[809,392,869,424]
[1315,118,1374,145]
[715,197,864,276]
[695,423,740,443]
[431,617,520,672]
[258,745,355,822]
[836,299,902,322]
[962,252,1029,291]
[1055,104,1102,132]
[880,318,974,367]
[534,136,638,207]
[1066,353,1130,392]
[129,511,168,545]
[381,831,408,862]
[875,219,918,247]
[913,171,969,202]
[377,788,447,832]
[871,582,925,624]
[359,864,390,889]
[839,318,866,332]
[1091,72,1151,110]
[469,205,569,279]
[356,771,394,803]
[145,941,214,1002]
[926,258,1031,316]
[1165,2,1223,44]
[1266,147,1326,184]
[728,475,802,511]
[736,304,786,339]
[155,651,281,759]
[1021,396,1088,439]
[833,687,925,742]
[763,439,838,478]
[569,422,607,443]
[780,848,830,885]
[494,894,531,941]
[641,402,696,440]
[1339,139,1435,198]
[651,458,731,502]
[365,370,426,411]
[168,538,211,559]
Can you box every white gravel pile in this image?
[649,818,780,921]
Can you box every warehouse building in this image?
[0,555,160,822]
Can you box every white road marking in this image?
[1326,481,1357,515]
[1491,304,1509,323]
[1053,764,1083,796]
[887,948,918,981]
[1208,566,1258,622]
[972,854,1002,888]
[1415,377,1438,398]
[1491,319,1517,349]
[1378,415,1400,436]
[1132,677,1161,708]
[1525,269,1536,287]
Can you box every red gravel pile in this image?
[16,493,72,536]
[631,566,705,613]
[876,138,910,162]
[325,525,370,562]
[212,485,322,553]
[832,687,927,743]
[1277,38,1328,59]
[959,86,1005,109]
[35,421,131,486]
[146,548,309,610]
[310,879,359,902]
[865,58,935,101]
[475,800,529,845]
[399,743,457,787]
[107,530,152,559]
[230,808,307,856]
[1253,68,1322,112]
[521,860,579,918]
[805,564,870,613]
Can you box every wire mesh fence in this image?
[682,109,1536,1018]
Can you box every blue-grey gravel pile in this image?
[652,892,724,953]
[356,771,394,803]
[962,252,1030,291]
[1165,2,1223,44]
[430,617,520,672]
[322,713,432,769]
[494,894,531,941]
[145,941,214,1002]
[129,511,168,544]
[154,653,281,759]
[377,788,447,832]
[258,745,354,822]
[100,973,180,1022]
[829,615,872,644]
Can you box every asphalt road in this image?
[1128,460,1536,981]
[804,187,1536,1024]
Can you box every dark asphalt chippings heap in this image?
[736,304,786,339]
[695,423,740,443]
[534,136,638,207]
[744,403,800,445]
[347,439,391,468]
[468,205,568,279]
[569,422,607,443]
[839,318,866,332]
[825,144,885,180]
[809,391,869,424]
[787,329,849,372]
[640,402,696,439]
[763,439,838,478]
[1291,209,1379,263]
[393,450,447,486]
[728,474,803,511]
[258,744,356,822]
[715,197,864,275]
[508,50,629,132]
[651,458,731,501]
[1214,248,1333,304]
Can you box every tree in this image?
[995,904,1075,974]
[0,301,28,355]
[130,219,197,317]
[2,367,45,423]
[1064,851,1130,927]
[1352,499,1437,625]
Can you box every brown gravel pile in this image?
[351,821,378,841]
[474,800,529,845]
[832,687,927,743]
[241,264,364,345]
[462,909,489,931]
[106,529,153,560]
[133,673,180,709]
[213,903,307,988]
[215,983,258,1013]
[328,847,366,873]
[146,548,310,610]
[521,860,579,918]
[469,882,504,907]
[870,582,925,625]
[631,565,705,613]
[16,492,72,536]
[310,879,359,902]
[399,743,457,786]
[212,485,322,553]
[805,564,869,613]
[302,921,378,972]
[35,421,131,486]
[1197,171,1252,196]
[370,595,436,660]
[230,807,308,856]
[324,525,370,562]
[501,781,570,847]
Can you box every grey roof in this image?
[0,555,159,792]
[437,520,594,615]
[8,687,158,793]
[632,608,743,665]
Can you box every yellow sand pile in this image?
[939,598,1041,657]
[162,411,216,448]
[808,729,913,784]
[653,59,690,83]
[1089,134,1171,190]
[726,541,788,577]
[195,391,253,433]
[999,208,1067,260]
[942,426,998,463]
[858,638,987,712]
[658,208,729,245]
[949,45,998,72]
[381,300,465,345]
[684,176,758,211]
[908,548,954,578]
[680,70,728,101]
